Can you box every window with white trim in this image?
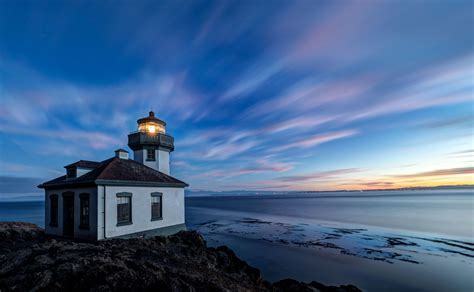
[151,192,162,220]
[116,193,132,226]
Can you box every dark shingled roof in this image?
[64,160,102,169]
[39,157,188,189]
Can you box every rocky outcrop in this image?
[0,222,361,292]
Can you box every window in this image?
[66,167,76,178]
[116,193,132,226]
[151,192,163,220]
[79,193,90,229]
[146,149,156,161]
[50,194,58,227]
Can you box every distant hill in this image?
[186,185,474,197]
[363,185,474,192]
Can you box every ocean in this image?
[1,189,473,291]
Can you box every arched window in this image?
[50,194,58,227]
[151,192,163,221]
[79,193,90,229]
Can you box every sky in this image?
[0,0,473,196]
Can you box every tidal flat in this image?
[186,190,474,292]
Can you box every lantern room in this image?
[137,111,166,134]
[128,111,174,175]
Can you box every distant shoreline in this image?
[1,185,473,202]
[186,184,474,197]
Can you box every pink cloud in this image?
[0,125,122,150]
[261,116,332,133]
[278,168,361,182]
[347,56,474,121]
[273,129,358,152]
[219,61,284,102]
[194,159,293,179]
[0,61,211,131]
[392,167,474,178]
[283,1,382,66]
[203,140,257,160]
[245,74,377,120]
[255,159,294,173]
[193,1,228,45]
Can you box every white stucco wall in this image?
[97,185,185,240]
[133,149,170,175]
[44,187,98,240]
[143,154,158,171]
[134,149,158,170]
[158,150,170,175]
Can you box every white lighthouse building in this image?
[38,112,188,240]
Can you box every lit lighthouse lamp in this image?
[128,111,174,175]
[137,111,166,135]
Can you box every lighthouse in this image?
[38,111,187,240]
[127,111,174,175]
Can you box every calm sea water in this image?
[185,190,474,292]
[0,201,44,227]
[1,190,473,291]
[187,189,474,238]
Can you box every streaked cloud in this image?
[392,167,474,179]
[0,0,472,192]
[278,168,361,183]
[219,61,284,101]
[272,130,358,152]
[0,162,63,178]
[422,116,472,129]
[0,124,122,150]
[0,176,44,194]
[202,140,258,160]
[348,56,473,121]
[197,159,294,179]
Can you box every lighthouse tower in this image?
[128,111,174,174]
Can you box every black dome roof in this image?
[137,111,166,126]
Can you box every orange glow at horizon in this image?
[294,172,474,191]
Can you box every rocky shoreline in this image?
[0,222,361,292]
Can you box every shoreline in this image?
[186,203,474,292]
[187,204,474,240]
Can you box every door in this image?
[63,195,74,237]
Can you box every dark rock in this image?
[273,279,314,292]
[0,222,361,292]
[310,281,362,292]
[273,279,362,292]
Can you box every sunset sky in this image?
[0,0,473,194]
